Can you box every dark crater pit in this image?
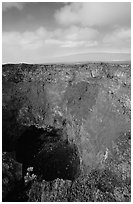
[15,125,80,181]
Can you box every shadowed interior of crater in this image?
[15,125,80,181]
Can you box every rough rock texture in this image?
[2,62,131,201]
[2,152,22,200]
[27,131,131,202]
[28,179,72,202]
[32,141,80,181]
[15,125,80,181]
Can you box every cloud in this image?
[2,25,100,63]
[103,28,130,42]
[46,26,99,48]
[62,26,99,41]
[2,23,131,63]
[61,40,85,48]
[2,2,26,12]
[60,40,98,48]
[3,29,48,63]
[3,25,99,49]
[45,39,63,45]
[3,27,49,48]
[55,2,131,27]
[103,28,131,52]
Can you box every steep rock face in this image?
[32,141,80,181]
[27,131,131,202]
[2,63,131,188]
[15,126,45,164]
[63,81,99,121]
[2,152,22,200]
[15,125,80,181]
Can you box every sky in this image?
[2,2,131,63]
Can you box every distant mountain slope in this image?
[3,53,130,64]
[42,52,131,64]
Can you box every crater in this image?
[15,125,80,181]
